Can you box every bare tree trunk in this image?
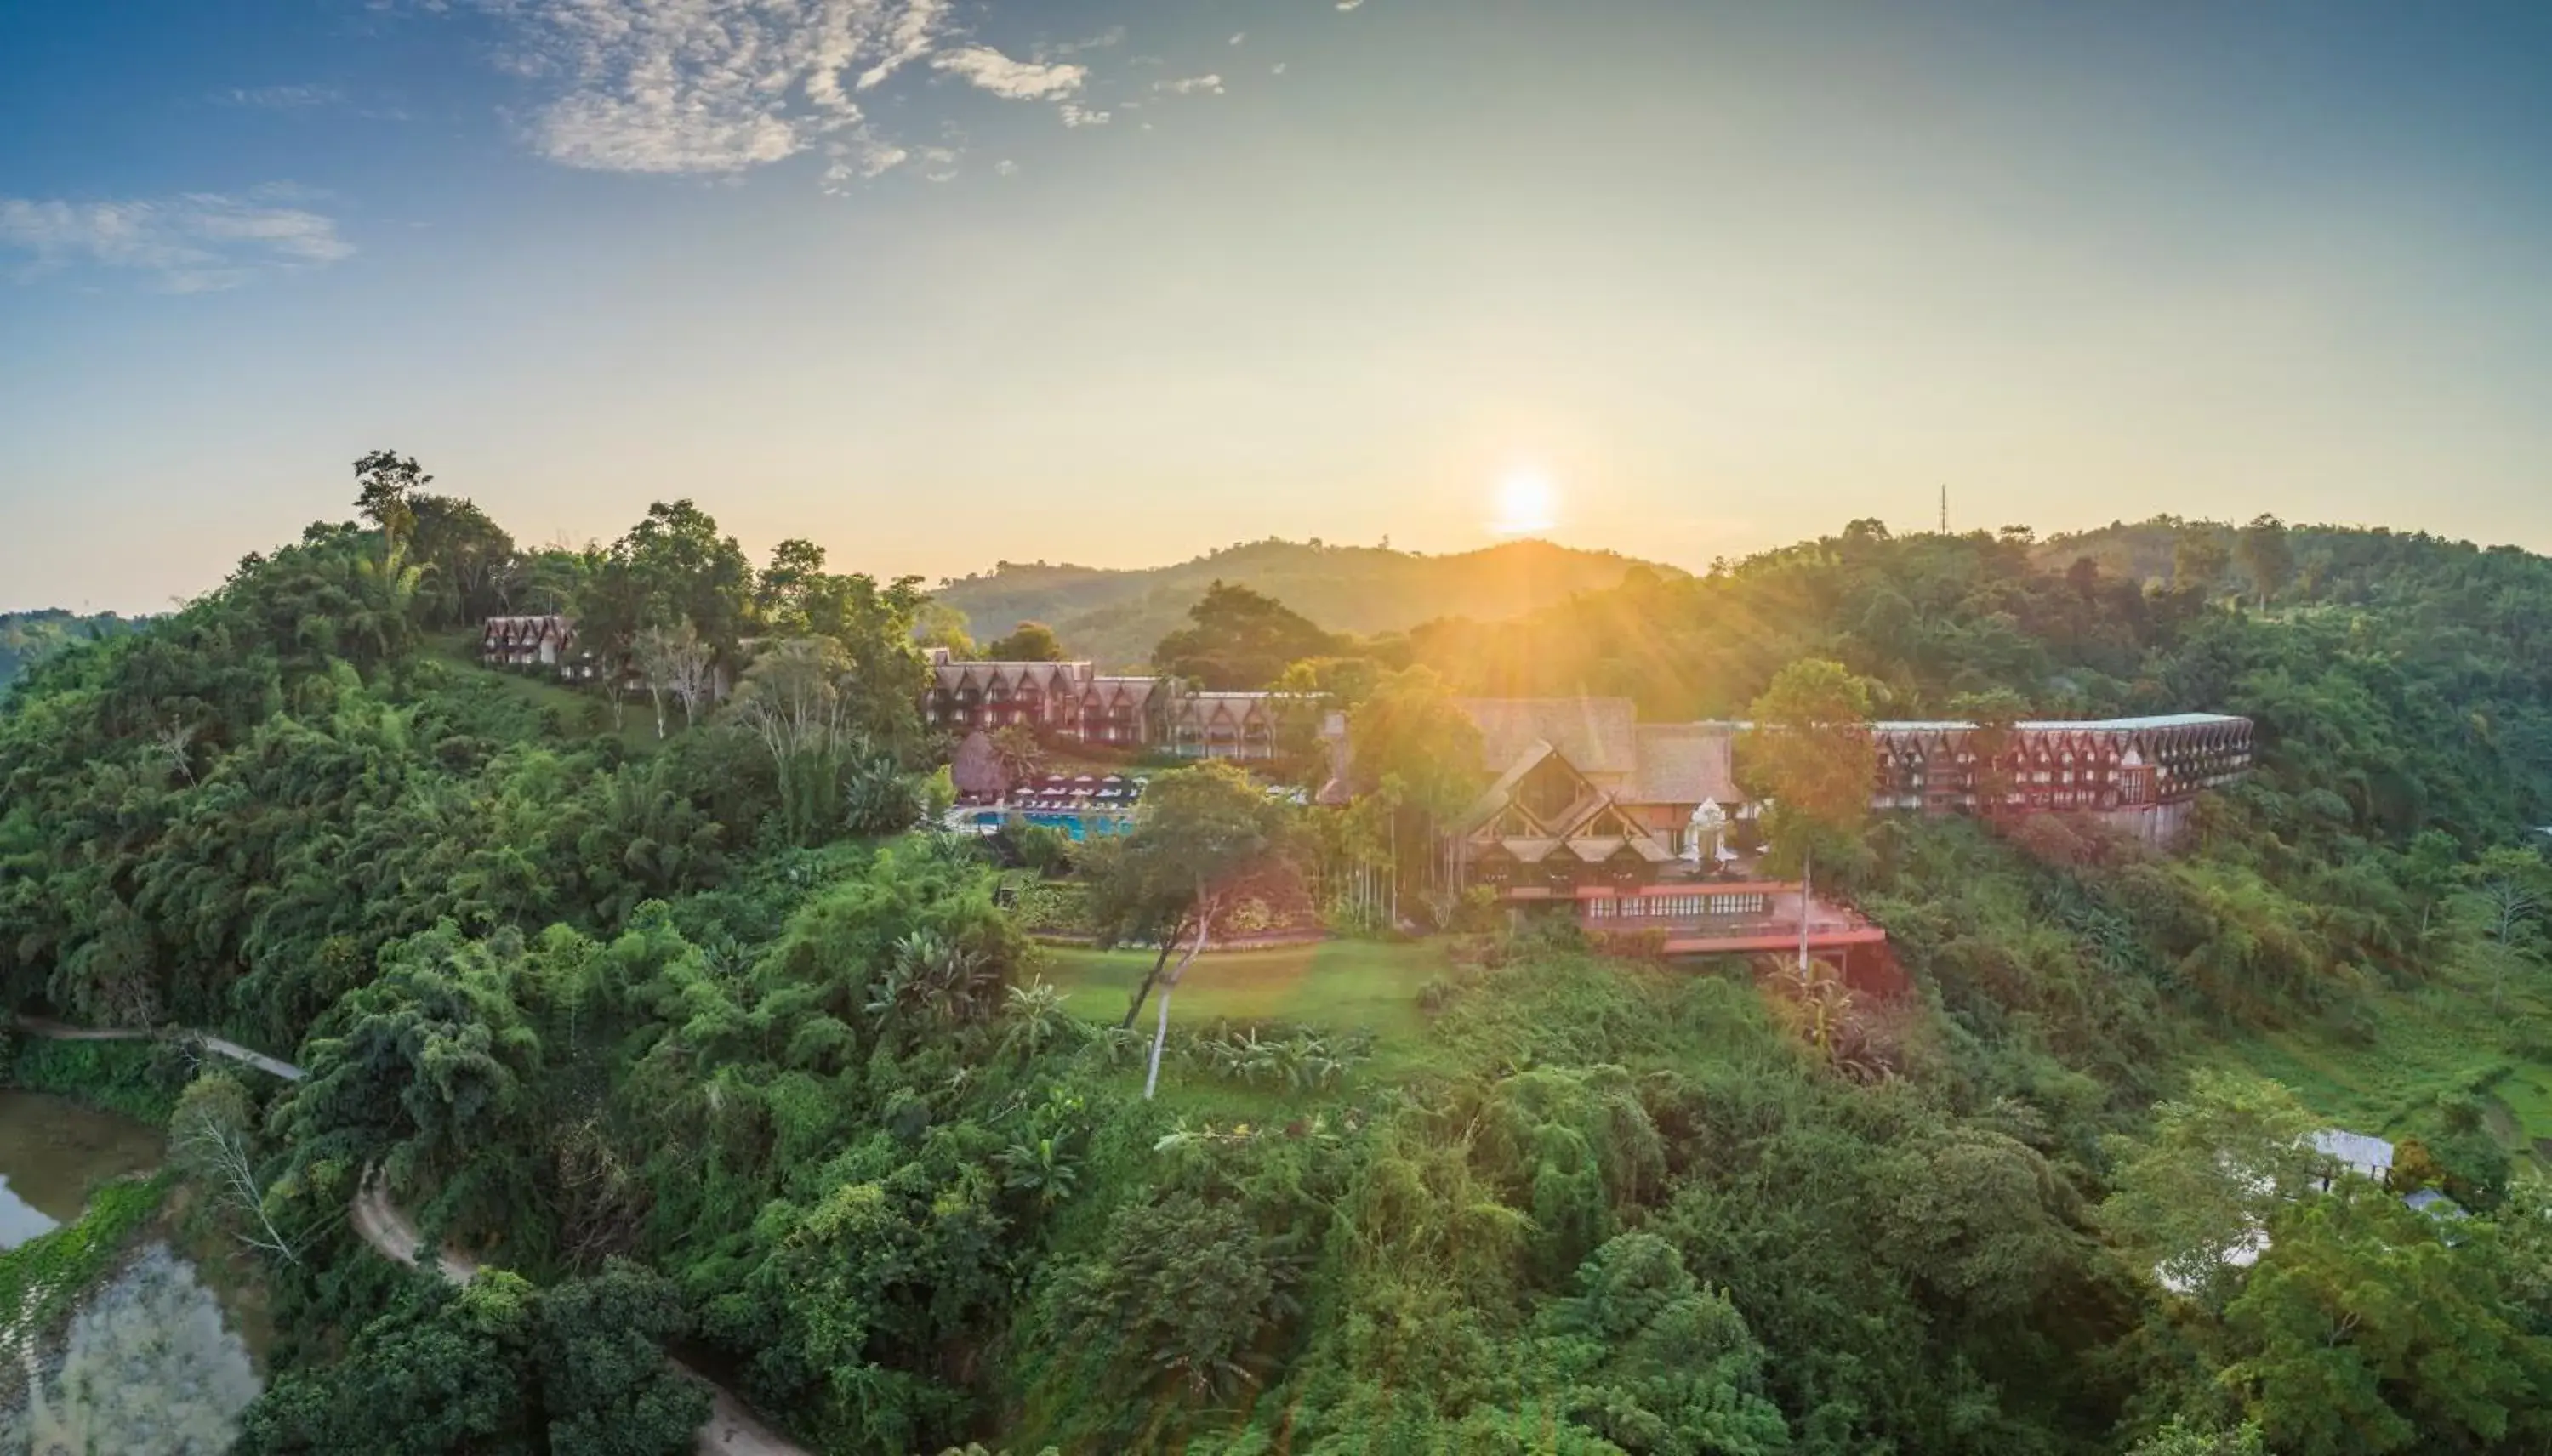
[178,1112,301,1265]
[1143,912,1212,1101]
[1119,912,1188,1031]
[1797,845,1813,973]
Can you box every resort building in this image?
[481,615,576,670]
[1166,691,1295,762]
[923,655,1099,737]
[1403,695,2250,973]
[1082,676,1173,748]
[920,650,1301,760]
[1868,714,2253,845]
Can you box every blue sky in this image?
[5,1,2551,613]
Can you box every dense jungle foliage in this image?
[7,483,2552,1455]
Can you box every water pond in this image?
[0,1090,164,1250]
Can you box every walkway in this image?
[10,1015,808,1456]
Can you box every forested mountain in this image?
[8,482,2552,1456]
[0,608,139,691]
[932,537,1677,667]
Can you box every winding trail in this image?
[11,1015,808,1456]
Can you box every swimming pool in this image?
[961,808,1133,841]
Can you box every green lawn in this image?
[2197,958,2552,1168]
[429,628,663,756]
[1036,939,1446,1046]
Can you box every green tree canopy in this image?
[984,621,1068,662]
[1151,580,1344,690]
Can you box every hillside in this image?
[931,537,1679,667]
[9,495,2552,1455]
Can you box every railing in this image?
[1576,908,1877,941]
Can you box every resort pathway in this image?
[11,1015,809,1456]
[9,1017,305,1083]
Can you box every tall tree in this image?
[1740,658,1876,969]
[985,621,1068,662]
[728,637,853,844]
[755,537,831,633]
[2221,1189,2552,1453]
[351,449,428,553]
[1152,581,1343,690]
[170,1070,305,1265]
[1347,665,1484,921]
[617,500,754,659]
[2173,530,2232,597]
[407,495,517,627]
[1948,687,2029,818]
[912,600,975,657]
[2233,515,2294,611]
[2098,1071,2320,1307]
[1084,760,1287,1097]
[631,623,714,737]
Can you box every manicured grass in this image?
[2196,959,2552,1167]
[1036,939,1446,1048]
[428,628,662,756]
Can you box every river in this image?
[0,1091,164,1250]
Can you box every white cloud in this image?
[1271,62,1288,76]
[931,45,1085,100]
[219,84,345,110]
[994,159,1018,177]
[489,0,952,173]
[0,189,352,292]
[452,0,1211,187]
[823,129,910,187]
[1336,0,1365,9]
[1228,31,1245,46]
[857,0,948,90]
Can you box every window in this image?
[1519,756,1582,822]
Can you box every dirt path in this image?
[15,1016,810,1456]
[10,1017,305,1083]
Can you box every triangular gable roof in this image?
[1460,737,1565,831]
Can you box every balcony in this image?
[1568,882,1886,958]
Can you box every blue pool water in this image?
[966,810,1131,841]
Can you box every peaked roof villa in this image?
[1316,695,2254,979]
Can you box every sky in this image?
[4,0,2551,614]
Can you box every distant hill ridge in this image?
[0,609,140,691]
[932,537,1682,668]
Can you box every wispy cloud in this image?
[1053,26,1125,57]
[490,0,953,174]
[461,1,1238,184]
[218,84,346,110]
[931,45,1085,100]
[1229,32,1246,46]
[823,129,909,189]
[0,187,353,293]
[1336,0,1366,9]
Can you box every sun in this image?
[1490,468,1560,537]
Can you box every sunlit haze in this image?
[6,0,2552,611]
[1491,469,1560,537]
